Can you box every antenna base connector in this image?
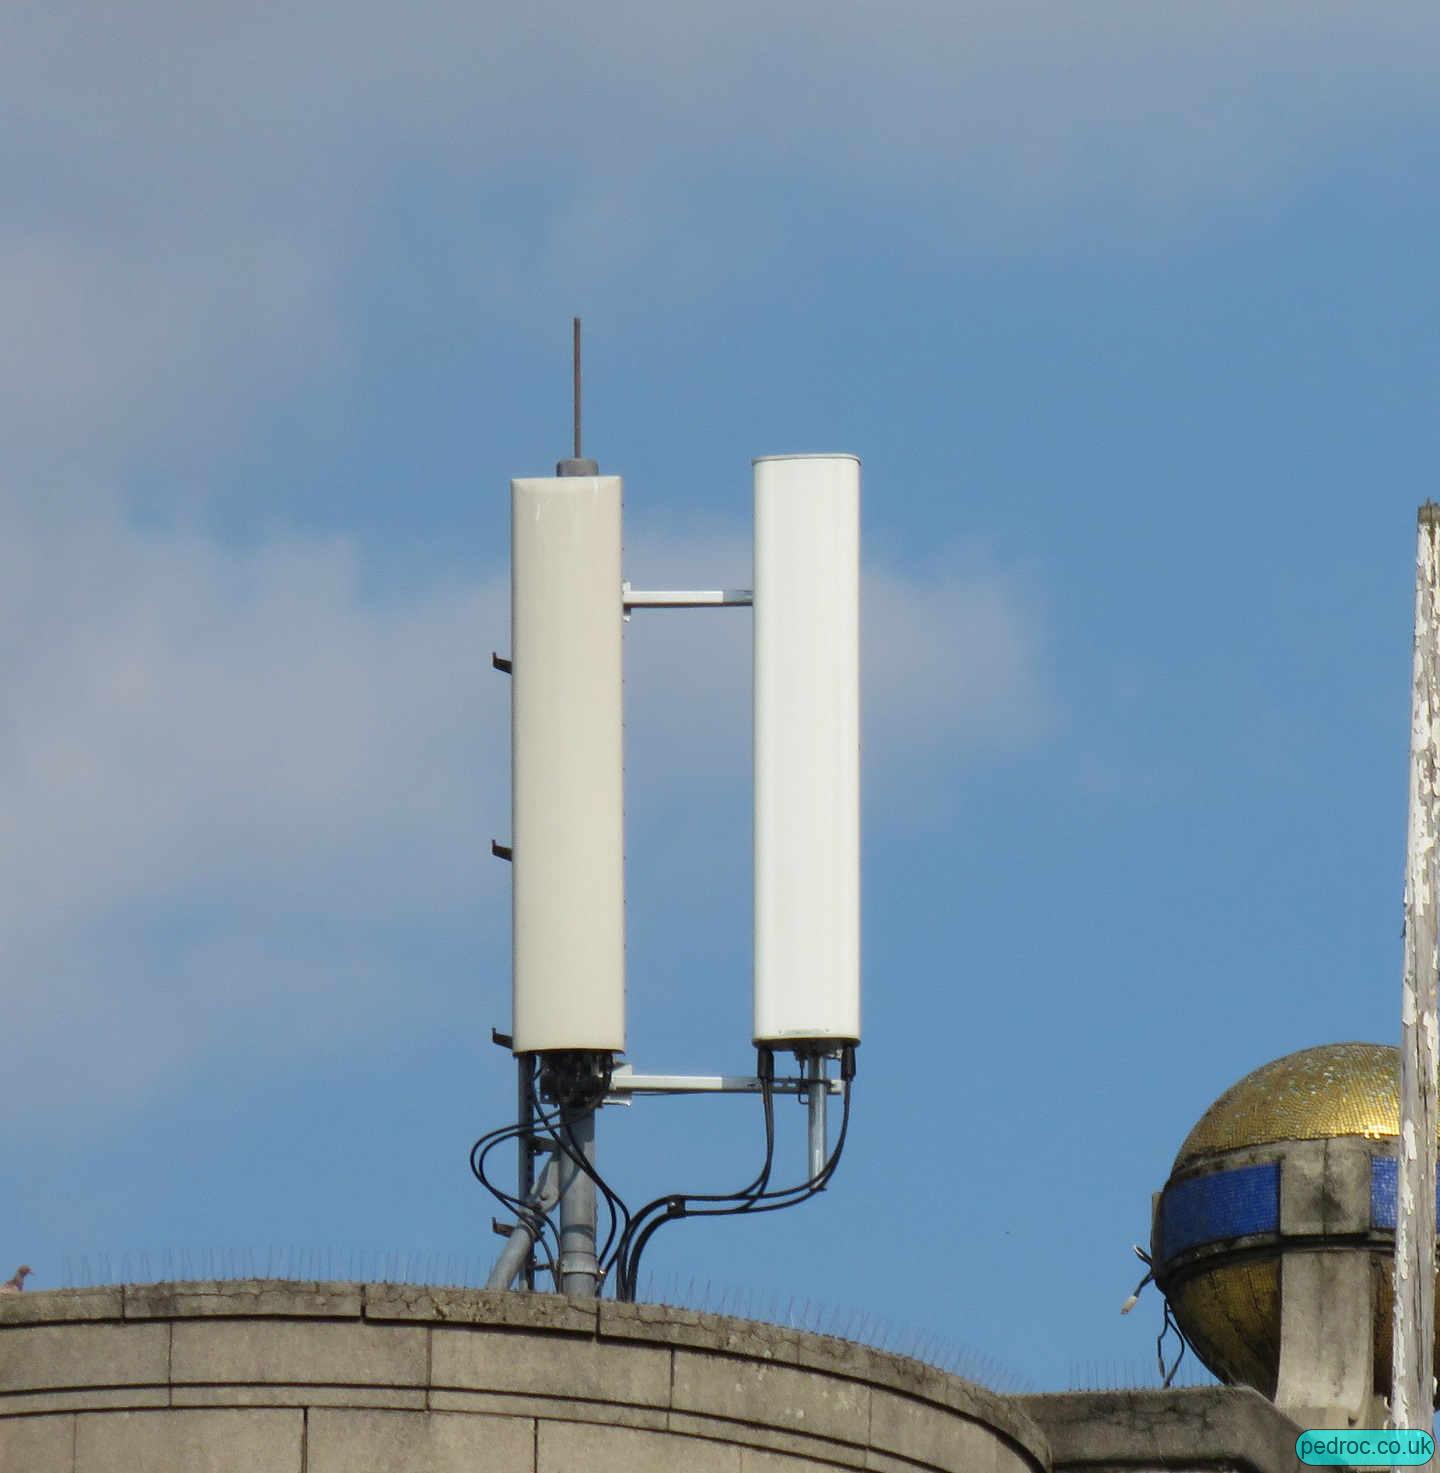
[556,458,599,477]
[538,1049,614,1112]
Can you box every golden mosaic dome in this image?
[1162,1041,1440,1402]
[1172,1041,1418,1173]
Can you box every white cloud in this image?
[4,1,1438,482]
[0,498,500,937]
[0,229,334,477]
[0,503,1044,1119]
[864,554,1050,778]
[11,3,1437,175]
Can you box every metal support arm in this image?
[485,1154,561,1290]
[622,584,753,610]
[605,1064,842,1101]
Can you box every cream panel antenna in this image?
[510,476,626,1054]
[753,455,861,1046]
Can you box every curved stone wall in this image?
[0,1280,1049,1472]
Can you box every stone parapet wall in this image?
[0,1281,1049,1472]
[1017,1387,1304,1473]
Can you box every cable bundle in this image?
[471,1046,857,1300]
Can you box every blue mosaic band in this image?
[1369,1156,1440,1230]
[1161,1162,1280,1260]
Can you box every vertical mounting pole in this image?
[573,317,583,462]
[806,1054,828,1181]
[1394,501,1440,1433]
[557,1108,600,1296]
[517,1056,537,1290]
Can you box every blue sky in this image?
[6,0,1440,1394]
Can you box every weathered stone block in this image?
[601,1303,796,1360]
[538,1419,741,1473]
[741,1450,841,1472]
[672,1350,871,1447]
[171,1384,427,1410]
[431,1326,669,1406]
[0,1388,168,1417]
[601,1303,872,1380]
[856,1353,1043,1463]
[171,1319,425,1387]
[869,1388,1011,1473]
[74,1408,303,1472]
[0,1289,122,1327]
[367,1286,595,1334]
[126,1280,361,1320]
[993,1436,1038,1473]
[430,1388,666,1431]
[1279,1141,1332,1237]
[1321,1139,1374,1236]
[1017,1386,1301,1473]
[1276,1250,1378,1430]
[0,1412,74,1473]
[0,1323,167,1393]
[613,1315,1032,1464]
[667,1410,866,1470]
[308,1408,535,1472]
[866,1452,944,1473]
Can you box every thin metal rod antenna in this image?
[573,317,582,461]
[555,317,596,477]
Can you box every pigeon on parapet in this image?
[1,1266,31,1293]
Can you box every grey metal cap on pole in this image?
[1393,500,1440,1435]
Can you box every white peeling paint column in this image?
[1394,501,1440,1436]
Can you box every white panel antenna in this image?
[753,454,861,1047]
[478,322,861,1302]
[509,473,625,1055]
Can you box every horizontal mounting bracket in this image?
[605,1064,843,1101]
[622,583,753,610]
